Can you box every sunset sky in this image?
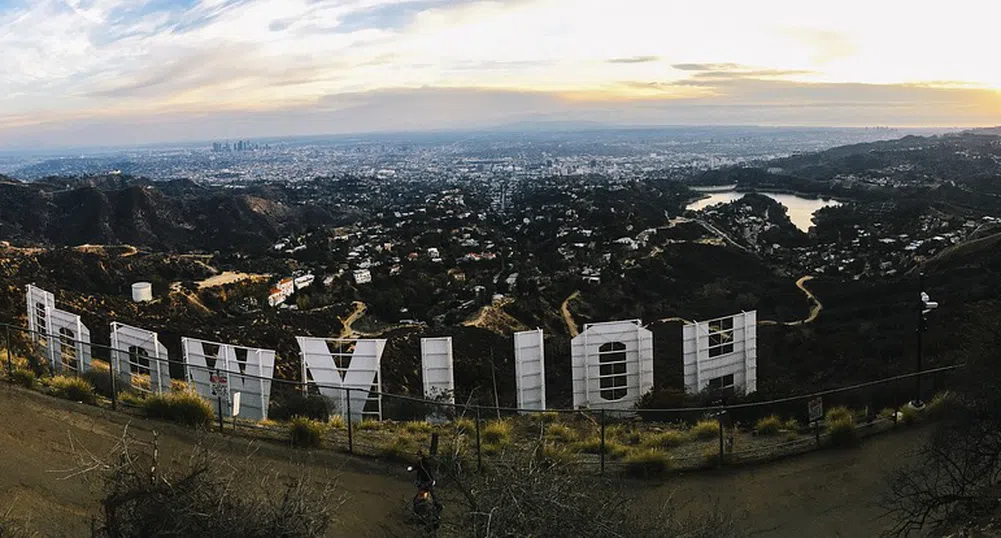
[2,0,1000,147]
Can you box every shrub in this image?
[143,392,215,428]
[755,415,783,435]
[49,375,97,405]
[482,420,513,445]
[825,406,853,424]
[404,421,434,434]
[269,393,330,422]
[622,449,671,478]
[355,419,383,431]
[702,448,722,468]
[900,404,922,425]
[82,368,116,398]
[289,417,326,448]
[826,416,856,447]
[170,379,191,392]
[8,368,36,389]
[328,414,346,430]
[528,411,560,424]
[545,423,577,443]
[641,430,688,449]
[691,419,720,440]
[784,418,800,432]
[927,391,962,419]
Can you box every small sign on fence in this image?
[808,396,823,423]
[210,370,229,400]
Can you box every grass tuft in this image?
[289,417,326,448]
[691,419,720,440]
[482,420,513,445]
[328,414,347,430]
[545,423,577,443]
[755,415,783,436]
[143,391,215,428]
[49,375,97,405]
[8,368,36,389]
[404,421,434,434]
[641,430,688,450]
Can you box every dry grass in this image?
[482,420,513,445]
[691,419,720,440]
[143,391,215,428]
[48,375,97,405]
[289,417,326,448]
[641,430,688,450]
[545,423,578,443]
[622,449,671,478]
[755,415,784,436]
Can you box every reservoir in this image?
[685,190,841,232]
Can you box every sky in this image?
[1,0,1001,148]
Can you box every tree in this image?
[883,308,1001,536]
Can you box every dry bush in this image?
[754,415,783,436]
[78,433,340,538]
[544,423,577,443]
[289,417,326,448]
[481,421,512,446]
[641,430,687,449]
[622,449,672,479]
[49,375,97,405]
[8,369,36,389]
[438,456,743,538]
[143,392,214,428]
[691,420,720,440]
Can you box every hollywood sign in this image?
[22,284,757,419]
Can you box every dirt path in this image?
[0,384,413,537]
[339,301,368,338]
[462,297,528,335]
[196,271,269,290]
[759,276,822,327]
[560,290,581,337]
[168,281,212,314]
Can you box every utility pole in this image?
[914,272,938,408]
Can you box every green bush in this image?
[82,367,116,398]
[9,368,36,389]
[691,419,720,440]
[289,417,326,448]
[900,404,922,425]
[641,430,688,449]
[545,423,577,443]
[622,449,671,478]
[482,420,513,445]
[49,375,97,405]
[143,391,215,428]
[755,415,783,435]
[269,392,330,422]
[826,416,856,447]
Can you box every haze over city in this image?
[2,0,1001,149]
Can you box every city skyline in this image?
[2,0,1001,149]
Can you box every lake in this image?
[685,190,841,232]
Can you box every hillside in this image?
[0,175,346,252]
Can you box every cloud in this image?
[608,56,660,64]
[672,63,745,72]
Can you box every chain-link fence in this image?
[0,320,963,475]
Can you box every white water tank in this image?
[132,282,153,302]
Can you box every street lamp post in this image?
[913,272,938,408]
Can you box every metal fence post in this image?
[600,409,606,475]
[717,401,725,467]
[475,406,483,472]
[217,396,224,432]
[346,387,354,455]
[109,351,118,410]
[4,324,11,375]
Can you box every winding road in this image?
[560,290,581,337]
